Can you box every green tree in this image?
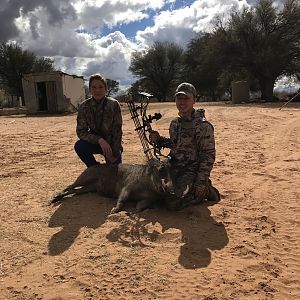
[183,29,257,100]
[129,41,184,101]
[0,42,56,103]
[183,33,228,100]
[32,56,55,73]
[106,78,119,96]
[217,0,300,101]
[184,0,300,101]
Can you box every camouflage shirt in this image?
[157,108,215,184]
[76,96,123,157]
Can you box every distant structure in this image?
[22,71,85,114]
[231,81,250,104]
[0,89,19,108]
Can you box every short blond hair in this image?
[89,73,108,90]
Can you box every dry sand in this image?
[0,102,299,300]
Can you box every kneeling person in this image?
[149,82,220,208]
[74,73,123,167]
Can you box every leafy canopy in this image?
[0,42,56,100]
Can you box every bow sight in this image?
[126,92,164,161]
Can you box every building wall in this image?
[22,72,84,114]
[231,81,250,104]
[23,73,63,113]
[61,74,85,110]
[22,74,38,113]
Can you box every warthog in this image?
[51,160,189,213]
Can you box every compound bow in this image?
[126,92,164,161]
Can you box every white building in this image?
[22,71,85,114]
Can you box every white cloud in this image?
[84,32,137,82]
[136,0,250,47]
[10,0,172,87]
[51,31,136,88]
[4,0,285,90]
[15,7,95,58]
[75,0,167,33]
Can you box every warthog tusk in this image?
[182,185,190,197]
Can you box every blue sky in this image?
[101,17,153,40]
[101,0,196,39]
[0,0,296,91]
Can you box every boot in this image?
[206,184,221,203]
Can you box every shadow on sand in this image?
[48,194,228,268]
[106,203,229,269]
[48,193,114,256]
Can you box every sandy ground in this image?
[0,102,299,300]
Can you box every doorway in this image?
[37,82,47,111]
[36,81,57,112]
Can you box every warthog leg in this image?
[110,186,130,213]
[134,189,159,212]
[51,183,97,204]
[135,197,157,212]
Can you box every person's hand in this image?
[149,130,160,144]
[105,155,118,164]
[194,184,208,199]
[98,138,112,160]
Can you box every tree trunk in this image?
[260,78,276,102]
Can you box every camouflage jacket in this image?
[76,96,123,157]
[157,108,215,184]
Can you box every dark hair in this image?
[89,73,108,90]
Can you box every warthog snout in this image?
[161,179,189,197]
[161,178,174,193]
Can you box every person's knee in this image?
[74,139,88,154]
[74,140,81,153]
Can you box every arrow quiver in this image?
[126,92,163,161]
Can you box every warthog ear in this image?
[182,185,190,197]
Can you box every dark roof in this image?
[23,71,84,79]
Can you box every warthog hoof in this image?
[110,206,122,214]
[206,185,221,203]
[50,194,63,204]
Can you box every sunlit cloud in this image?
[0,0,292,90]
